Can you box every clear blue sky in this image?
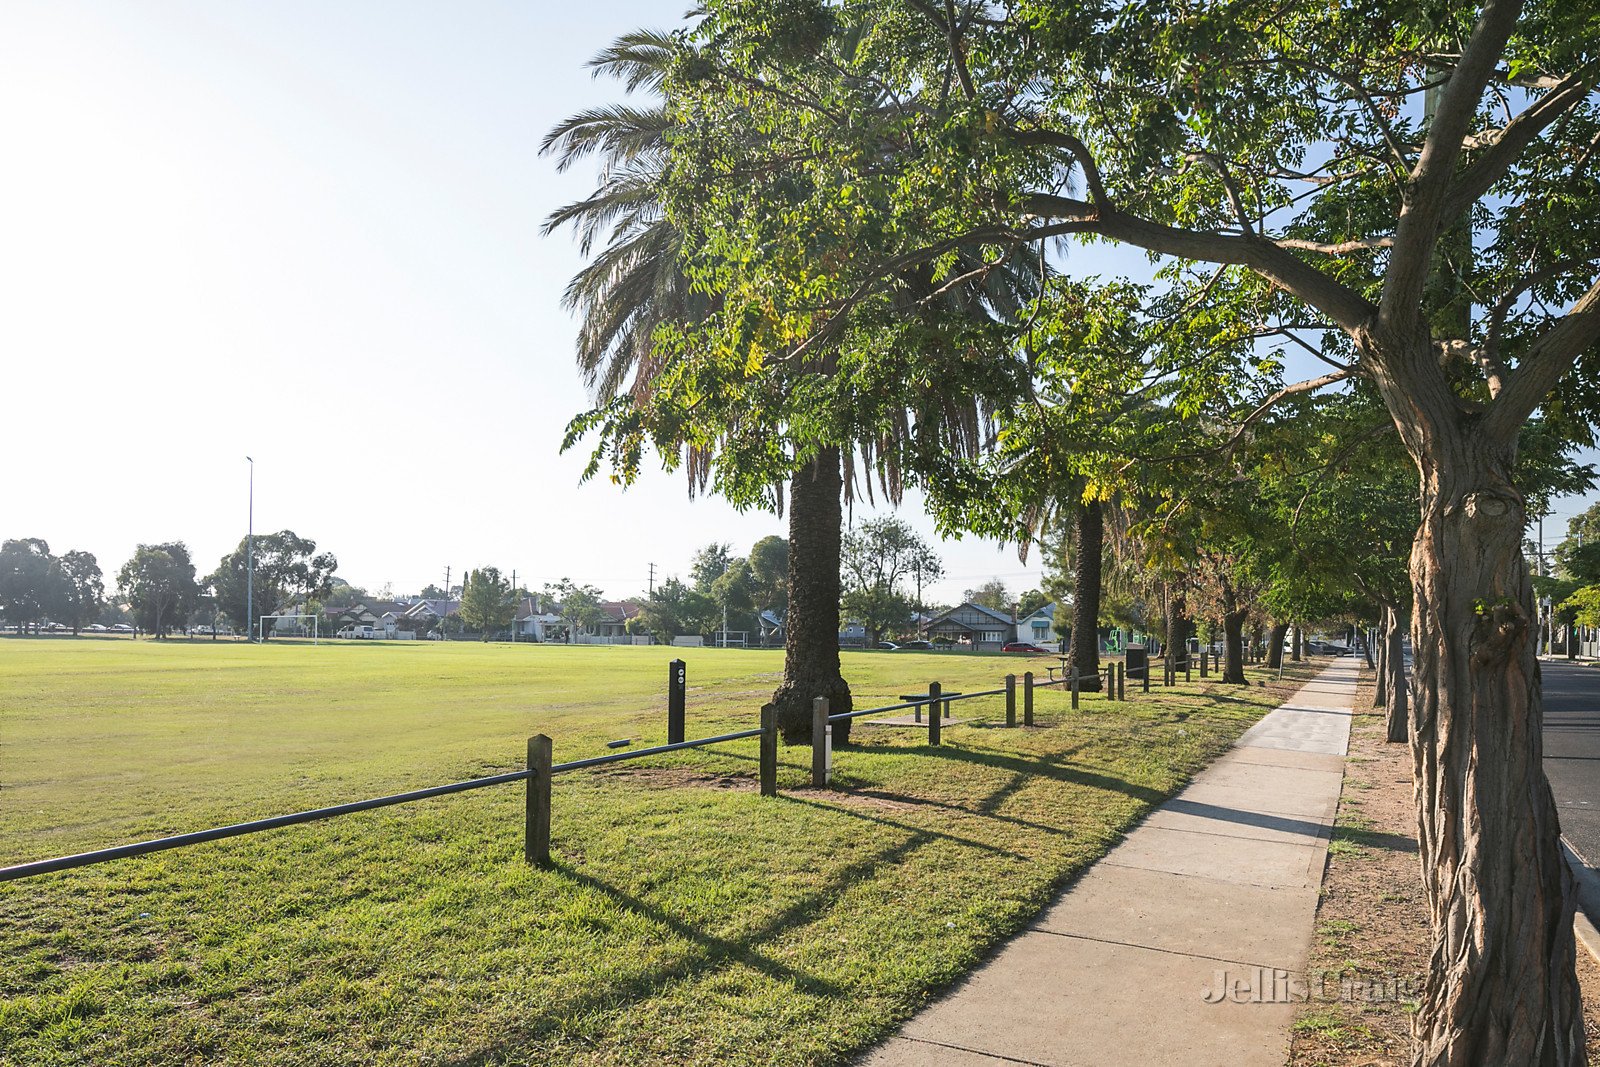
[2,2,1593,601]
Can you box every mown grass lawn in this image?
[1,638,1327,1066]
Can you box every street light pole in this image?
[246,456,255,641]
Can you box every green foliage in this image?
[690,542,736,591]
[638,575,717,641]
[841,517,942,642]
[206,531,337,635]
[116,543,199,637]
[459,567,516,638]
[747,534,789,620]
[1561,584,1600,628]
[1554,501,1600,583]
[962,578,1011,613]
[0,539,61,632]
[542,578,608,639]
[54,550,104,634]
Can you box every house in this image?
[759,609,784,645]
[515,596,564,642]
[594,601,643,639]
[1015,602,1061,646]
[926,602,1016,650]
[403,598,460,625]
[327,600,414,636]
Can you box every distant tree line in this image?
[0,531,336,640]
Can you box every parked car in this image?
[86,623,108,632]
[896,639,935,650]
[875,641,899,650]
[110,623,134,633]
[1002,641,1052,654]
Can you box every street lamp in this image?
[246,457,254,641]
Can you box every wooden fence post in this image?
[1105,664,1115,699]
[1142,657,1150,692]
[1117,662,1126,701]
[1023,672,1035,725]
[1005,674,1017,727]
[667,659,686,744]
[1200,651,1208,678]
[1069,668,1079,711]
[811,697,829,787]
[1185,656,1192,683]
[928,682,942,746]
[526,734,552,867]
[759,703,778,797]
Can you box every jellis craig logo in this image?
[1202,967,1420,1005]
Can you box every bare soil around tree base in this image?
[1289,672,1600,1064]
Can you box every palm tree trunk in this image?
[1066,496,1103,690]
[770,447,853,744]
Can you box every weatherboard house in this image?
[926,602,1016,651]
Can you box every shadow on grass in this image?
[440,825,938,1067]
[1332,825,1417,854]
[841,741,1169,806]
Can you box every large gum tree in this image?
[658,2,1600,1060]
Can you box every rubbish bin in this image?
[1125,644,1148,684]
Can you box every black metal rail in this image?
[0,725,768,883]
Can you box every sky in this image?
[2,2,1595,604]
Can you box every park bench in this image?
[900,691,961,722]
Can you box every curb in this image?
[1560,839,1600,966]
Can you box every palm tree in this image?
[544,30,863,741]
[546,29,1039,743]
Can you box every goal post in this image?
[259,614,319,644]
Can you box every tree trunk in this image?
[1266,621,1290,669]
[770,447,853,744]
[1385,606,1410,744]
[1165,581,1188,672]
[1374,611,1391,708]
[1406,436,1582,1065]
[1290,624,1303,661]
[1220,611,1248,684]
[1066,496,1103,691]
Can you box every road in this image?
[1543,660,1600,869]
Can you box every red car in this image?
[1002,641,1052,654]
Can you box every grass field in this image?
[1,638,1326,1065]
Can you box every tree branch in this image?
[1380,0,1524,324]
[1482,275,1600,441]
[1275,236,1394,255]
[1021,194,1378,331]
[1441,69,1598,221]
[1011,129,1108,207]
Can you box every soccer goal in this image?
[712,630,748,649]
[259,614,319,644]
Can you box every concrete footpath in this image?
[861,659,1360,1067]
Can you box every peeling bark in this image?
[1404,423,1582,1065]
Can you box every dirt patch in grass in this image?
[1290,671,1600,1065]
[587,766,757,791]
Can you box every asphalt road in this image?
[1543,660,1600,869]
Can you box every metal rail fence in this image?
[1,648,1263,882]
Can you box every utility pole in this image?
[648,562,656,596]
[511,569,517,643]
[245,456,254,641]
[442,566,450,642]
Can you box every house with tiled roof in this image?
[926,602,1016,650]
